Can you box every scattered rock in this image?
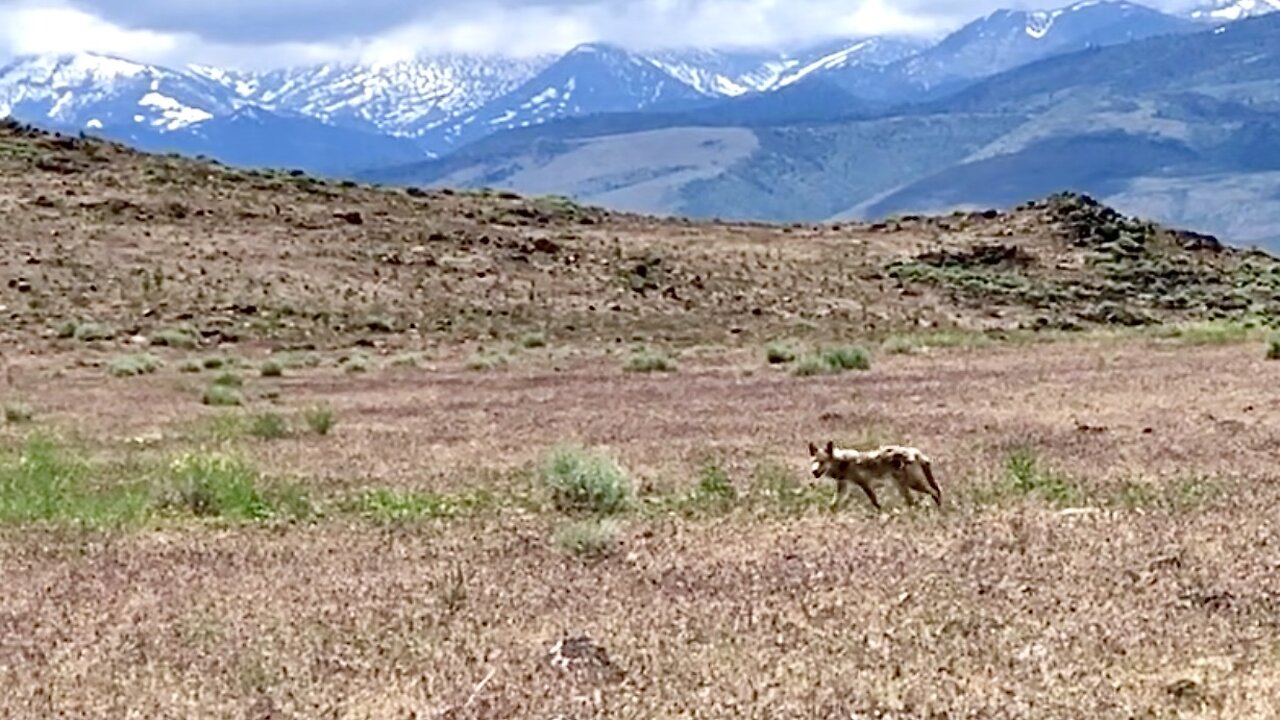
[532,237,560,254]
[546,634,623,683]
[916,243,1035,269]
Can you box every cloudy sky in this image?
[0,0,1210,67]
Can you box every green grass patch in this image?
[211,371,243,387]
[201,385,243,407]
[159,450,310,521]
[1110,474,1223,512]
[0,434,149,527]
[792,345,871,376]
[247,412,289,440]
[540,445,632,515]
[821,346,871,371]
[691,461,737,509]
[624,348,676,373]
[390,353,421,368]
[553,519,620,558]
[466,350,508,371]
[109,353,162,378]
[269,352,321,370]
[1003,448,1081,507]
[150,326,198,349]
[1155,320,1256,346]
[341,351,372,374]
[301,404,336,436]
[71,322,115,342]
[520,331,548,349]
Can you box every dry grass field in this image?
[3,121,1280,719]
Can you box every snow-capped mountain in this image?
[771,37,928,89]
[0,0,1241,176]
[190,54,554,141]
[428,43,709,151]
[0,53,238,133]
[885,0,1196,94]
[1189,0,1280,21]
[640,37,923,97]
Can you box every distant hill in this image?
[360,13,1280,250]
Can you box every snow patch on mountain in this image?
[1190,0,1280,20]
[138,92,213,130]
[192,55,555,138]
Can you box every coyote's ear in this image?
[825,440,834,455]
[808,442,818,455]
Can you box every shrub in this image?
[211,371,243,387]
[342,352,372,374]
[72,322,115,342]
[540,445,632,514]
[1267,336,1280,360]
[822,346,871,371]
[248,412,288,440]
[624,348,676,373]
[109,353,161,377]
[881,336,921,355]
[792,355,830,376]
[553,519,620,558]
[466,351,507,371]
[3,403,34,424]
[695,462,737,506]
[201,385,243,407]
[765,343,797,365]
[161,450,308,521]
[178,359,203,373]
[202,356,229,370]
[520,331,548,349]
[389,351,419,366]
[150,327,198,349]
[302,404,336,436]
[792,345,872,376]
[259,360,284,378]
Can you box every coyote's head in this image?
[808,440,836,479]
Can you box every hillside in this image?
[2,119,1278,360]
[366,13,1280,251]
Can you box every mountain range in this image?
[1,0,1279,247]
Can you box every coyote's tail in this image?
[922,460,942,507]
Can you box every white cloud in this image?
[0,3,179,58]
[0,0,1211,69]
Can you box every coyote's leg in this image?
[830,477,849,509]
[895,475,918,507]
[857,482,882,511]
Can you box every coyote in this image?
[807,440,942,510]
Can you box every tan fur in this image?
[807,440,942,510]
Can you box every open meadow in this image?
[3,121,1280,718]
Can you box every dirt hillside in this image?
[2,118,1277,358]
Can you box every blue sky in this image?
[0,0,1209,67]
